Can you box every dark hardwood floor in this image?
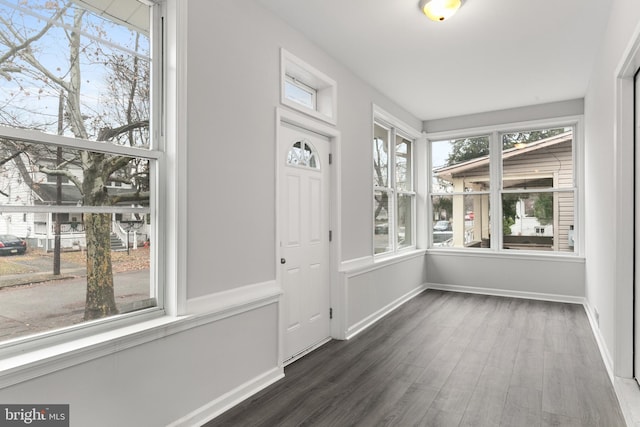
[205,290,626,427]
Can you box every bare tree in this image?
[0,1,150,320]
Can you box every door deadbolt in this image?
[280,258,286,264]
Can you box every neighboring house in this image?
[433,131,574,251]
[0,155,149,251]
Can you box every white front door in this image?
[279,122,331,363]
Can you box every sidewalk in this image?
[0,250,87,289]
[0,267,86,289]
[0,248,149,288]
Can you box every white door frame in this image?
[275,108,343,368]
[614,23,640,379]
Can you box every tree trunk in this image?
[83,212,117,320]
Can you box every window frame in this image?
[0,0,166,360]
[429,134,492,249]
[426,116,584,257]
[373,107,420,257]
[280,49,337,125]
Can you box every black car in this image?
[0,234,27,255]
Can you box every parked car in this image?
[433,220,452,231]
[433,231,453,247]
[375,222,389,235]
[0,234,27,255]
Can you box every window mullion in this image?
[390,128,397,251]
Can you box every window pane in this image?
[287,140,320,169]
[0,1,150,147]
[396,136,412,191]
[431,194,490,248]
[284,78,315,109]
[0,211,153,342]
[374,190,392,254]
[431,136,490,193]
[397,194,413,249]
[0,138,151,209]
[502,191,574,252]
[502,128,573,190]
[373,124,390,187]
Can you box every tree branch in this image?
[38,165,83,193]
[97,120,149,142]
[0,149,24,167]
[0,3,70,70]
[110,191,149,204]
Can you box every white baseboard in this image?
[168,366,284,427]
[583,300,615,382]
[426,282,585,305]
[345,284,427,340]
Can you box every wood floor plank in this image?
[500,386,542,427]
[377,384,439,427]
[459,386,507,427]
[205,291,626,427]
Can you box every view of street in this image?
[0,249,151,341]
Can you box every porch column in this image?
[452,178,465,247]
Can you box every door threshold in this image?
[283,337,332,367]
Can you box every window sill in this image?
[341,248,426,276]
[426,248,585,263]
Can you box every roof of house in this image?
[32,183,146,206]
[433,131,573,178]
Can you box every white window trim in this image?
[0,0,189,387]
[425,115,584,257]
[373,106,421,258]
[280,48,337,125]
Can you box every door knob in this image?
[281,258,286,264]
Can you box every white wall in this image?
[187,0,422,300]
[583,0,640,377]
[342,253,427,339]
[425,99,584,134]
[426,253,585,301]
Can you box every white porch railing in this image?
[112,221,128,245]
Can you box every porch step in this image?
[110,233,127,251]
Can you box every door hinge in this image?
[329,307,333,319]
[329,153,333,165]
[329,230,333,242]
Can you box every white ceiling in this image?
[256,0,613,120]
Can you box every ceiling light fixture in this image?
[420,0,462,22]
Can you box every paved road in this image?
[0,269,150,341]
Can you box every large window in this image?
[431,135,491,248]
[429,125,577,253]
[374,120,416,255]
[0,0,160,346]
[501,128,575,252]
